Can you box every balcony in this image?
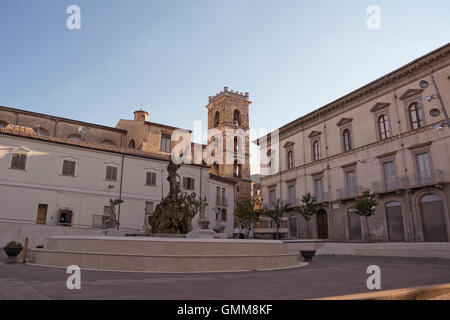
[254,217,289,237]
[372,170,446,194]
[336,185,363,201]
[215,197,228,207]
[313,192,329,203]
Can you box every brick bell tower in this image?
[206,87,252,201]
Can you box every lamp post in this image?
[420,75,450,131]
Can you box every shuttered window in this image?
[105,166,118,181]
[146,172,157,186]
[160,134,171,153]
[183,177,195,190]
[11,153,27,170]
[62,160,76,176]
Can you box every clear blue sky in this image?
[1,1,449,172]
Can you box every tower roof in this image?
[207,86,250,105]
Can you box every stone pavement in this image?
[0,251,449,300]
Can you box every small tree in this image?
[234,197,261,238]
[262,200,289,240]
[354,190,378,241]
[296,192,319,238]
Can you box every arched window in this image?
[67,134,82,142]
[214,111,220,127]
[409,102,424,130]
[34,127,49,137]
[342,129,352,152]
[234,136,238,154]
[378,114,391,140]
[233,109,241,126]
[128,139,136,149]
[312,140,320,161]
[233,160,242,178]
[287,150,294,169]
[0,121,9,129]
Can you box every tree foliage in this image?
[261,200,289,240]
[354,190,378,241]
[296,192,319,238]
[234,197,261,237]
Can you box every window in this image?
[314,177,324,202]
[58,210,73,226]
[345,170,357,197]
[105,166,118,181]
[34,127,49,136]
[383,160,396,189]
[128,139,136,149]
[160,134,171,153]
[287,150,294,169]
[221,209,227,221]
[233,109,241,126]
[101,140,116,146]
[183,177,195,190]
[11,153,27,170]
[62,160,76,176]
[409,102,424,130]
[342,129,352,152]
[287,183,296,206]
[416,152,432,183]
[312,140,320,161]
[146,172,157,186]
[214,111,220,127]
[269,188,276,209]
[377,115,391,140]
[347,207,362,240]
[233,160,242,178]
[67,134,82,142]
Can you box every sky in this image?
[1,0,449,173]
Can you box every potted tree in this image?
[4,241,23,258]
[354,190,378,241]
[296,193,319,261]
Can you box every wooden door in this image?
[317,210,328,239]
[36,204,48,225]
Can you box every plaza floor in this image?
[0,251,449,300]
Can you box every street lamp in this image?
[419,76,450,131]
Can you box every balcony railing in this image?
[372,170,445,193]
[313,192,329,203]
[215,197,228,207]
[336,185,363,200]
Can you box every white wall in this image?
[0,134,235,242]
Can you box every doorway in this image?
[36,204,48,225]
[420,194,448,242]
[317,209,328,239]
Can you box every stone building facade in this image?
[255,43,450,242]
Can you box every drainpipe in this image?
[322,114,334,239]
[117,153,125,230]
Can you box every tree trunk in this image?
[306,220,310,239]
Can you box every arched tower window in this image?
[409,102,424,130]
[128,139,136,149]
[378,114,391,140]
[214,111,220,127]
[342,128,352,152]
[233,109,241,126]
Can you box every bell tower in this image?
[206,87,252,200]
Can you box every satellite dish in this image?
[419,80,429,89]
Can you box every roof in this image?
[0,105,128,134]
[0,126,208,168]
